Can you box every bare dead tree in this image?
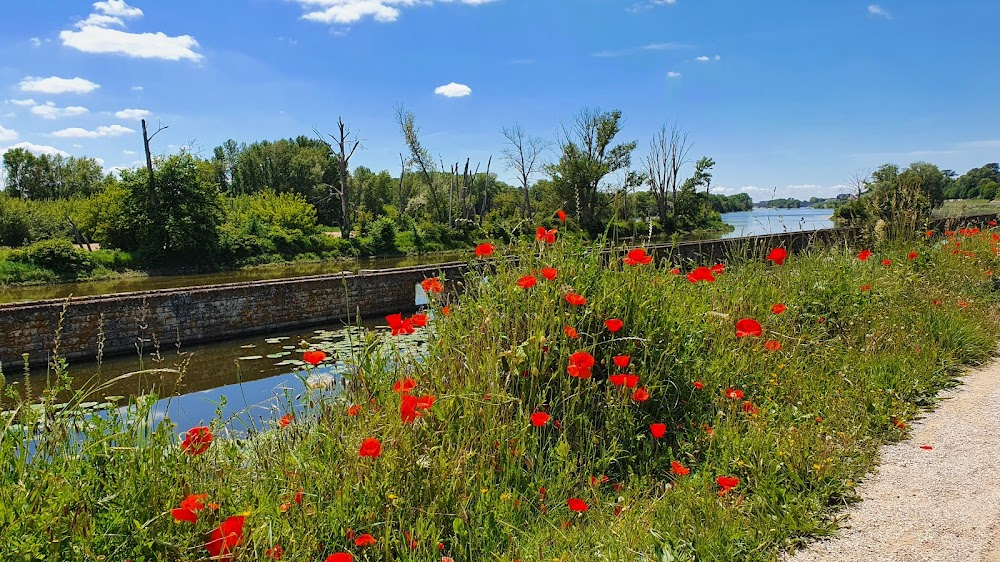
[315,118,361,239]
[141,118,169,211]
[398,153,407,220]
[849,168,872,199]
[645,123,691,222]
[501,124,550,219]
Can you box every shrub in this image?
[0,195,30,247]
[364,215,398,255]
[14,238,95,279]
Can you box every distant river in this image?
[719,207,836,238]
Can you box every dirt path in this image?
[788,361,1000,562]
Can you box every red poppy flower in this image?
[565,293,587,306]
[567,498,589,512]
[765,247,788,265]
[991,220,998,227]
[622,248,653,266]
[742,401,759,414]
[567,351,595,379]
[858,249,873,261]
[650,423,667,438]
[623,374,640,388]
[293,488,304,504]
[347,404,361,416]
[404,530,418,550]
[589,475,609,486]
[517,275,538,289]
[908,251,918,261]
[764,339,781,352]
[386,313,415,336]
[421,277,444,294]
[632,387,650,402]
[771,303,786,314]
[735,318,763,338]
[711,263,725,274]
[441,306,451,315]
[535,227,558,243]
[410,313,428,328]
[171,507,199,524]
[925,230,934,237]
[400,394,419,424]
[354,534,377,547]
[540,267,558,281]
[670,460,690,476]
[475,243,495,257]
[882,259,891,266]
[180,493,206,512]
[919,445,933,450]
[278,413,293,428]
[556,209,567,222]
[686,266,716,283]
[266,545,283,560]
[325,554,353,562]
[860,284,871,292]
[359,437,381,458]
[670,268,680,275]
[531,411,551,426]
[393,378,417,393]
[564,326,579,339]
[416,394,435,411]
[693,380,704,390]
[716,476,740,496]
[725,388,744,400]
[608,374,626,387]
[959,300,969,309]
[613,355,630,368]
[205,515,245,561]
[181,426,213,455]
[303,350,327,366]
[604,318,624,332]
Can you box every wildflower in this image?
[766,247,788,265]
[171,493,206,524]
[541,267,558,281]
[858,249,873,261]
[725,388,744,400]
[623,374,639,388]
[687,266,716,283]
[992,220,998,227]
[475,243,495,257]
[735,318,763,338]
[181,426,213,455]
[393,378,417,393]
[404,530,418,550]
[567,498,589,512]
[671,460,690,476]
[604,318,624,332]
[325,554,353,562]
[354,534,376,547]
[421,277,444,294]
[303,350,327,365]
[693,380,704,390]
[278,413,293,428]
[771,303,787,314]
[416,395,435,410]
[925,230,934,237]
[556,209,567,222]
[920,445,933,450]
[711,263,725,274]
[632,387,650,402]
[860,284,871,292]
[908,251,918,261]
[294,488,304,504]
[613,355,630,368]
[442,306,451,315]
[764,339,781,352]
[716,476,740,496]
[623,248,653,266]
[410,313,428,328]
[564,326,578,339]
[565,293,587,306]
[266,544,283,560]
[959,300,969,309]
[400,394,419,423]
[536,226,558,243]
[386,313,415,336]
[359,437,381,458]
[892,418,906,429]
[346,404,361,416]
[882,259,892,266]
[650,423,667,438]
[567,351,595,379]
[742,401,759,414]
[670,268,681,275]
[608,374,626,387]
[531,412,551,426]
[205,515,245,561]
[517,275,538,289]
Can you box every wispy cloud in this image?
[20,76,100,94]
[434,82,472,97]
[867,5,891,18]
[592,42,690,58]
[696,54,721,62]
[0,124,17,142]
[59,0,203,61]
[7,99,37,106]
[292,0,499,26]
[627,0,677,14]
[666,71,682,78]
[30,102,89,119]
[1,141,69,157]
[51,125,135,138]
[115,108,151,120]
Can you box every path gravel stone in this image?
[788,361,1000,562]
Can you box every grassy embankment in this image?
[2,225,999,561]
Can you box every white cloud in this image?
[3,113,15,119]
[2,142,69,157]
[30,103,89,119]
[7,99,37,106]
[666,71,682,78]
[696,55,709,62]
[30,37,41,47]
[19,76,100,94]
[123,149,137,155]
[0,124,17,142]
[294,0,498,25]
[627,0,677,13]
[715,55,721,60]
[93,0,144,18]
[593,42,690,57]
[434,82,472,97]
[115,108,151,120]
[868,5,890,18]
[131,85,144,91]
[51,125,135,138]
[59,0,203,61]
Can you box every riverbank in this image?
[3,225,998,561]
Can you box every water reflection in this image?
[720,208,836,239]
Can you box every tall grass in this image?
[1,227,998,561]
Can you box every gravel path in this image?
[788,361,1000,562]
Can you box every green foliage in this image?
[704,192,753,213]
[2,147,109,200]
[364,215,398,255]
[944,163,1000,200]
[12,238,94,279]
[0,194,30,246]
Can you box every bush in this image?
[0,195,30,247]
[13,238,95,279]
[364,215,398,255]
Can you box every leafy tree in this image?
[2,148,106,200]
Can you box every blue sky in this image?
[1,0,998,200]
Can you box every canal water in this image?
[3,209,835,428]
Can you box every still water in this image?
[720,207,836,238]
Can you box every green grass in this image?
[2,228,999,561]
[934,198,1000,218]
